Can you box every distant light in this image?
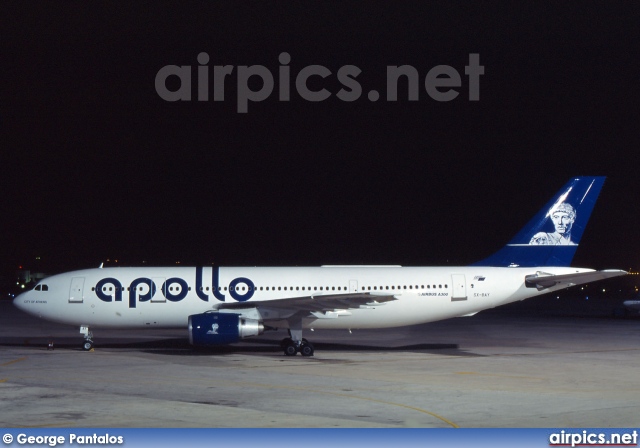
[20,285,25,289]
[602,289,606,292]
[36,257,41,260]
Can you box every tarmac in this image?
[1,299,640,428]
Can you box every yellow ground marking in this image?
[0,379,6,383]
[185,379,460,428]
[179,378,461,427]
[13,371,459,428]
[1,357,27,367]
[321,390,459,428]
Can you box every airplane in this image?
[13,176,626,356]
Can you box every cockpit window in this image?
[35,285,41,291]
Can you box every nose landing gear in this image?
[80,326,93,351]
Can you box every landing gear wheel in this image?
[280,337,293,349]
[283,342,298,356]
[82,340,93,351]
[299,341,314,357]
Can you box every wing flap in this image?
[214,292,398,319]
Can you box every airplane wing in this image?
[525,269,627,290]
[213,292,398,321]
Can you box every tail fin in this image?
[473,176,605,267]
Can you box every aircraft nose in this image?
[13,292,29,311]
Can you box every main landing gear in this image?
[280,337,314,357]
[281,319,314,356]
[80,326,93,351]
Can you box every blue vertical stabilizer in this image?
[473,176,605,267]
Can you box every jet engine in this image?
[188,312,264,346]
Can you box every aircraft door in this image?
[451,274,467,301]
[69,277,85,303]
[349,279,358,293]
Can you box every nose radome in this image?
[13,292,29,311]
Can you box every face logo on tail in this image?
[207,323,219,335]
[529,202,576,246]
[474,176,604,267]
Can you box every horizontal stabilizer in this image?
[525,269,626,291]
[623,300,640,310]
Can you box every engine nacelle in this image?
[188,312,264,346]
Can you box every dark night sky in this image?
[2,2,640,274]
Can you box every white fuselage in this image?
[14,265,591,330]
